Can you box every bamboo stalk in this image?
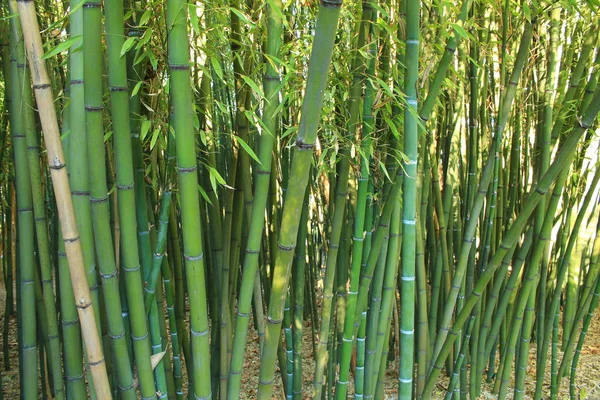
[16,0,112,397]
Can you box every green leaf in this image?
[190,5,199,33]
[209,173,217,196]
[241,75,264,99]
[451,22,468,40]
[131,81,143,98]
[208,166,226,185]
[198,185,212,205]
[211,56,223,80]
[139,10,151,26]
[236,136,261,165]
[120,37,136,57]
[377,159,392,183]
[148,51,158,71]
[42,35,82,59]
[140,118,151,141]
[139,28,153,48]
[229,7,254,27]
[150,127,161,150]
[281,126,297,140]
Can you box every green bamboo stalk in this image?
[444,314,476,400]
[334,13,377,396]
[429,19,534,368]
[68,0,102,343]
[226,1,283,396]
[550,26,598,144]
[167,0,212,395]
[364,229,389,399]
[569,274,600,398]
[354,181,375,400]
[292,194,308,400]
[23,52,64,400]
[57,71,89,399]
[313,2,371,395]
[534,8,560,373]
[422,87,600,399]
[559,208,600,381]
[145,192,172,311]
[6,8,38,397]
[16,0,113,394]
[544,167,600,394]
[79,0,138,396]
[256,1,343,397]
[370,199,401,395]
[536,162,600,398]
[399,0,419,394]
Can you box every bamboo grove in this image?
[0,0,600,398]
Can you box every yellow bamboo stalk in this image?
[15,1,112,398]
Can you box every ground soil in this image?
[1,278,599,399]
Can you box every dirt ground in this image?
[1,278,599,399]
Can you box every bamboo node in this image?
[90,195,109,203]
[190,328,209,337]
[109,330,126,340]
[32,83,50,90]
[50,156,66,170]
[319,0,342,8]
[83,1,101,7]
[65,372,85,381]
[122,264,141,272]
[131,332,149,341]
[118,382,135,391]
[63,235,80,243]
[100,269,118,279]
[169,63,190,71]
[295,139,315,151]
[184,252,204,261]
[84,105,104,112]
[109,86,128,92]
[89,357,105,366]
[277,243,295,252]
[177,165,197,173]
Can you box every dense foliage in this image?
[1,0,600,399]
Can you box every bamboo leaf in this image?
[228,7,254,27]
[140,118,151,141]
[211,57,223,80]
[150,128,160,150]
[189,5,199,33]
[236,136,262,165]
[198,185,212,205]
[120,36,136,57]
[139,10,151,26]
[241,75,264,99]
[208,166,226,186]
[42,35,81,59]
[451,22,469,40]
[131,81,143,98]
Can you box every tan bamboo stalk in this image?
[16,1,112,398]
